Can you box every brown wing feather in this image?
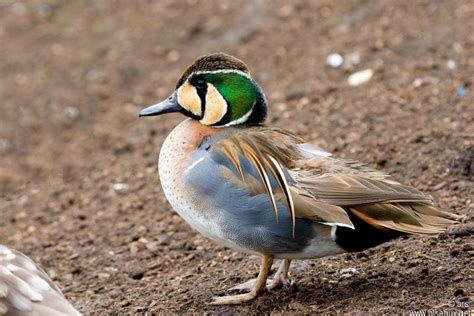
[292,164,461,234]
[294,173,433,206]
[213,127,460,236]
[350,203,460,234]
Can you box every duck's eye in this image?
[195,78,205,87]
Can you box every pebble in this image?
[98,272,110,279]
[346,52,361,65]
[18,195,29,206]
[138,237,148,244]
[156,234,169,245]
[146,241,159,252]
[348,69,374,86]
[130,270,145,280]
[447,59,457,70]
[326,53,344,68]
[112,183,129,192]
[412,78,424,88]
[65,106,80,120]
[338,267,359,279]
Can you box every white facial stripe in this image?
[193,69,252,80]
[177,81,202,117]
[200,83,227,125]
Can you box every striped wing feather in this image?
[212,127,460,235]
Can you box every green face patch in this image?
[202,72,257,123]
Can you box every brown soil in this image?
[1,0,473,314]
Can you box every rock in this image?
[146,241,159,252]
[348,69,374,86]
[447,59,457,70]
[130,270,145,280]
[112,182,129,192]
[326,53,344,68]
[433,181,447,190]
[156,234,169,245]
[346,52,361,66]
[338,267,359,279]
[65,106,80,120]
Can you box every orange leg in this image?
[210,255,273,305]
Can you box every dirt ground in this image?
[0,0,473,314]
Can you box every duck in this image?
[139,53,461,305]
[0,244,80,315]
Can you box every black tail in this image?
[334,208,402,252]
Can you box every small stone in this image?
[18,195,29,206]
[138,237,148,244]
[447,59,457,70]
[156,234,169,245]
[348,69,374,86]
[146,241,159,252]
[338,267,359,279]
[412,78,424,88]
[346,52,361,65]
[326,53,344,68]
[98,272,110,279]
[130,270,145,280]
[65,106,80,120]
[112,183,129,192]
[452,275,463,282]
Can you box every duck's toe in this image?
[228,278,275,292]
[267,274,295,290]
[210,292,260,305]
[228,278,259,292]
[228,276,294,292]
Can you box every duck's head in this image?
[139,53,267,127]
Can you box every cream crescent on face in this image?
[200,83,227,125]
[177,81,202,117]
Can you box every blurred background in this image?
[0,0,472,313]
